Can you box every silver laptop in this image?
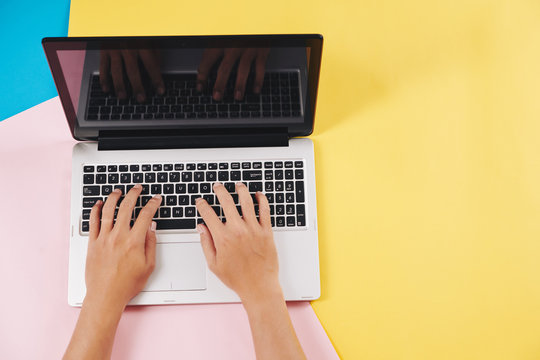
[43,35,323,306]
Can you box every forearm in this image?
[242,288,306,360]
[63,295,125,360]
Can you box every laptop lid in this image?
[42,35,323,148]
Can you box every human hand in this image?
[195,182,281,303]
[196,48,270,101]
[85,184,162,308]
[99,48,165,102]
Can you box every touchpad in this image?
[143,242,207,291]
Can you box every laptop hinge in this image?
[97,127,289,151]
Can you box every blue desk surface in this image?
[0,0,70,120]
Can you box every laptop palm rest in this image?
[143,242,207,291]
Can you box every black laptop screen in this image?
[43,35,323,140]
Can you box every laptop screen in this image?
[43,35,323,140]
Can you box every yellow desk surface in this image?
[70,1,540,358]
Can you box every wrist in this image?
[83,292,126,319]
[241,283,285,315]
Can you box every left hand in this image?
[85,184,162,308]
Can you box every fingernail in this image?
[157,86,165,95]
[196,225,204,234]
[136,93,145,102]
[213,90,221,100]
[254,86,261,93]
[154,194,162,201]
[235,90,242,100]
[195,197,203,204]
[96,200,103,206]
[113,188,122,193]
[134,183,142,189]
[196,83,202,92]
[151,221,157,232]
[118,90,126,99]
[102,85,109,93]
[213,181,223,188]
[236,182,245,187]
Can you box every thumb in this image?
[197,224,216,269]
[145,221,157,269]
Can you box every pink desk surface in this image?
[0,97,338,359]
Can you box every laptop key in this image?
[108,173,119,184]
[200,183,211,193]
[155,219,196,230]
[120,173,131,183]
[188,183,199,193]
[243,170,262,181]
[194,172,204,181]
[83,174,94,184]
[157,172,168,182]
[82,221,89,232]
[160,207,171,218]
[218,171,229,181]
[295,181,305,202]
[83,197,103,208]
[287,216,295,227]
[133,173,143,183]
[82,209,91,220]
[296,204,306,226]
[249,182,263,192]
[172,207,183,217]
[83,166,94,173]
[178,195,189,205]
[96,174,106,184]
[164,184,174,194]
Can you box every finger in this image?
[196,224,216,270]
[121,49,146,103]
[131,194,162,240]
[212,182,241,222]
[116,183,142,229]
[110,50,127,99]
[89,200,103,241]
[253,48,270,94]
[213,48,242,100]
[197,48,223,92]
[100,188,122,234]
[236,182,257,223]
[139,49,165,95]
[144,221,157,269]
[99,51,111,93]
[195,198,223,234]
[255,191,271,230]
[234,49,256,100]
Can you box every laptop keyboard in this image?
[86,71,302,121]
[80,160,307,233]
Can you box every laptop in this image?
[42,34,323,306]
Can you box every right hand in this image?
[195,182,281,303]
[196,48,270,101]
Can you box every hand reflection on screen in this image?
[99,49,165,103]
[197,48,270,101]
